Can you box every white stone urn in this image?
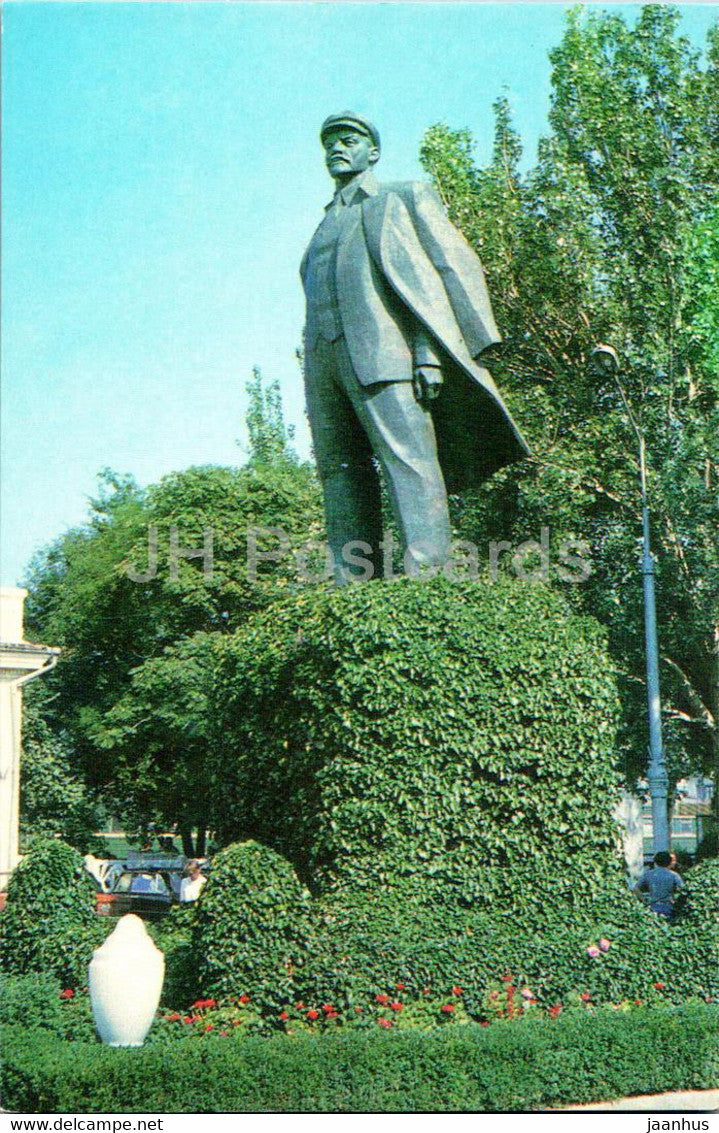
[89,914,165,1046]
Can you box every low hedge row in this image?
[2,1004,717,1112]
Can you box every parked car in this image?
[103,868,175,919]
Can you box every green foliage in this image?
[0,975,98,1042]
[300,880,717,1015]
[0,839,109,985]
[244,366,298,466]
[20,690,102,853]
[24,457,322,844]
[0,973,65,1033]
[421,7,719,786]
[211,575,621,901]
[150,904,201,1008]
[2,1004,717,1112]
[192,841,315,1009]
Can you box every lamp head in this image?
[590,344,620,376]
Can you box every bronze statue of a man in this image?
[300,111,528,583]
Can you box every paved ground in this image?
[556,1088,719,1112]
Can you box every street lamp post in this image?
[590,345,670,853]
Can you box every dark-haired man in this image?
[634,851,684,920]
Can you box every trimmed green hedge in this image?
[193,841,315,1007]
[0,838,109,986]
[2,1005,717,1112]
[154,854,717,1015]
[301,881,718,1014]
[210,575,622,904]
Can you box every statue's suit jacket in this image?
[300,176,529,493]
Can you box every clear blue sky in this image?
[2,2,717,585]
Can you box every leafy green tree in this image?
[421,5,718,788]
[243,366,298,467]
[24,383,323,842]
[19,689,102,852]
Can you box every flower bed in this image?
[2,1003,717,1112]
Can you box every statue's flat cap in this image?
[320,112,380,150]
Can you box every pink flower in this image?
[599,938,611,953]
[587,945,601,958]
[520,987,534,1000]
[378,1018,392,1029]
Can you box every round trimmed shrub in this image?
[0,838,108,985]
[193,841,314,1009]
[211,574,622,905]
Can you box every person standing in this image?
[634,850,684,920]
[180,859,207,903]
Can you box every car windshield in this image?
[131,873,169,895]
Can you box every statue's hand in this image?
[412,365,443,405]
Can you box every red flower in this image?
[204,1023,214,1032]
[634,999,643,1006]
[220,1030,229,1037]
[166,1012,181,1022]
[193,998,217,1009]
[501,974,513,983]
[59,989,75,1000]
[279,1011,290,1021]
[440,1004,455,1014]
[375,993,389,1004]
[389,1001,403,1012]
[579,993,592,1002]
[321,1003,335,1014]
[295,1001,305,1009]
[422,987,431,995]
[395,982,406,991]
[238,994,251,1005]
[548,1004,562,1018]
[231,1019,242,1027]
[182,1016,193,1024]
[378,1018,392,1028]
[306,1009,319,1021]
[653,982,666,990]
[480,1021,490,1027]
[354,1006,364,1014]
[452,986,463,997]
